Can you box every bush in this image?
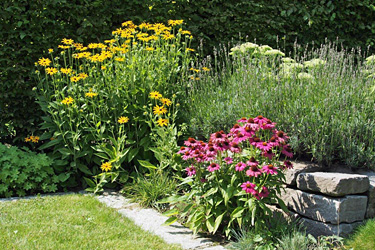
[0,143,61,197]
[162,116,292,237]
[185,42,375,169]
[35,21,192,188]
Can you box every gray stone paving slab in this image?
[97,192,226,250]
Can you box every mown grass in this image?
[345,219,375,250]
[0,194,181,250]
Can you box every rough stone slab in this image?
[301,217,362,238]
[280,188,367,224]
[297,172,369,197]
[97,192,226,250]
[284,161,321,186]
[357,170,375,218]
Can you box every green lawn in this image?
[345,219,375,250]
[0,194,181,250]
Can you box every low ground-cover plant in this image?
[161,116,292,237]
[185,42,375,169]
[345,219,375,250]
[34,20,193,188]
[0,143,61,197]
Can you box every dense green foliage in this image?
[185,43,375,169]
[345,219,375,250]
[0,143,61,197]
[1,0,375,143]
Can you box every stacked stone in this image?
[280,162,375,237]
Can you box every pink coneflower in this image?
[246,165,262,177]
[230,123,241,134]
[259,186,270,198]
[224,157,233,164]
[268,136,280,147]
[237,117,248,123]
[207,163,220,172]
[262,164,278,175]
[274,130,289,143]
[260,119,276,130]
[250,136,261,146]
[232,132,248,143]
[235,162,247,171]
[240,125,255,137]
[262,149,275,160]
[284,160,293,169]
[246,118,260,130]
[210,131,227,143]
[256,141,273,151]
[177,146,189,154]
[230,142,241,153]
[246,157,259,167]
[182,151,193,160]
[186,165,196,176]
[184,137,199,146]
[254,115,268,125]
[241,181,257,194]
[281,144,293,158]
[195,153,206,163]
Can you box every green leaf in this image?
[57,173,70,182]
[162,208,179,217]
[127,148,139,162]
[163,216,177,226]
[203,187,218,197]
[77,163,93,175]
[38,138,61,150]
[213,212,225,234]
[157,195,185,204]
[277,198,289,213]
[58,148,72,156]
[138,160,157,170]
[231,207,245,218]
[83,177,96,187]
[206,216,215,233]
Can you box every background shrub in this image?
[1,0,375,144]
[0,143,61,197]
[184,43,375,169]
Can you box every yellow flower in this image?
[61,38,74,45]
[45,67,58,75]
[168,20,184,26]
[153,105,167,115]
[157,118,169,127]
[31,136,40,143]
[38,58,52,67]
[48,48,53,53]
[25,137,31,142]
[118,116,129,124]
[146,47,155,51]
[104,39,116,44]
[190,67,200,73]
[149,91,162,99]
[70,76,81,82]
[163,33,175,40]
[101,66,106,70]
[160,98,172,106]
[101,162,112,172]
[115,57,125,62]
[85,92,98,98]
[78,72,88,79]
[202,67,210,71]
[179,29,191,35]
[61,68,72,75]
[61,96,74,105]
[186,48,195,52]
[58,45,70,49]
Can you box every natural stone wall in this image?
[280,162,375,237]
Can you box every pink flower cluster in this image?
[179,116,294,200]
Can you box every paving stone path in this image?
[97,191,226,250]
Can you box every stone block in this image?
[358,170,375,218]
[297,172,369,197]
[301,217,363,237]
[280,188,367,224]
[284,161,321,186]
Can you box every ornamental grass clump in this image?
[34,20,194,189]
[161,116,292,238]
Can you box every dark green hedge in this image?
[1,0,374,143]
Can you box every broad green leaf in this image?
[213,212,225,234]
[127,148,139,162]
[163,216,177,226]
[38,138,61,150]
[83,177,96,187]
[206,216,215,233]
[138,160,157,170]
[162,208,179,217]
[231,207,245,218]
[77,163,93,175]
[277,198,289,213]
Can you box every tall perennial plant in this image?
[35,20,194,188]
[162,116,293,237]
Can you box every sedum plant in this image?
[161,116,293,237]
[34,20,194,188]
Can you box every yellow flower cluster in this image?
[149,91,173,127]
[24,135,40,143]
[38,58,51,67]
[85,92,98,98]
[46,67,58,75]
[118,116,129,124]
[61,96,74,105]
